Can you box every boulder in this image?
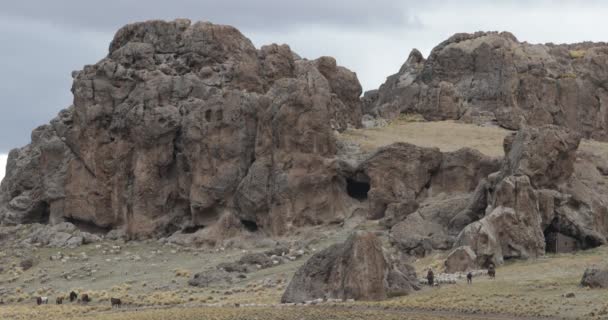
[444,246,477,273]
[281,232,418,303]
[188,269,233,287]
[581,268,608,288]
[368,31,608,141]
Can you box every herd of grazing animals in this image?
[34,291,120,307]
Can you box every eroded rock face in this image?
[456,125,607,264]
[368,31,608,141]
[0,19,362,238]
[445,245,477,273]
[359,143,442,219]
[281,232,418,303]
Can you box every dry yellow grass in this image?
[0,304,483,320]
[341,119,509,157]
[341,118,608,165]
[382,246,608,319]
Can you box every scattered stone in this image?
[581,268,608,288]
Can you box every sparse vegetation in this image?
[341,119,510,156]
[569,50,586,59]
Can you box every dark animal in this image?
[36,296,48,305]
[467,272,473,284]
[56,297,64,305]
[427,269,435,286]
[110,298,122,308]
[81,294,91,304]
[69,291,78,302]
[488,263,496,279]
[36,297,42,305]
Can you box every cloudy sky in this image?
[1,0,608,181]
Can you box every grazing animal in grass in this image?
[36,297,42,305]
[81,294,91,304]
[488,263,496,279]
[69,291,78,302]
[56,297,64,305]
[467,272,473,284]
[110,298,122,308]
[427,269,435,286]
[37,297,48,305]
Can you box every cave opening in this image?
[241,220,259,232]
[24,201,50,224]
[346,176,370,201]
[64,216,111,234]
[544,220,579,253]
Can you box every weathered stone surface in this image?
[368,31,608,141]
[0,19,363,238]
[445,246,477,273]
[455,125,605,264]
[359,143,442,219]
[281,232,418,303]
[390,195,468,257]
[429,148,500,196]
[580,268,608,288]
[501,125,581,188]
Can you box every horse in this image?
[81,294,91,304]
[110,298,122,308]
[56,296,64,305]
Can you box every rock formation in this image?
[456,125,608,266]
[0,20,364,238]
[366,32,608,141]
[281,232,418,303]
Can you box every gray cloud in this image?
[1,0,414,33]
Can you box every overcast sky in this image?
[1,0,608,181]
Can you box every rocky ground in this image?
[2,119,608,319]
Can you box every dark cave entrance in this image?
[64,216,112,235]
[241,220,259,232]
[182,225,205,234]
[346,174,370,201]
[544,219,579,254]
[24,202,50,224]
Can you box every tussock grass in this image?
[569,50,586,59]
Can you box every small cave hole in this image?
[182,225,205,234]
[64,216,111,235]
[346,177,370,201]
[241,220,259,232]
[205,110,212,122]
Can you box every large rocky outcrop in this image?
[369,146,501,257]
[456,125,608,265]
[367,32,608,141]
[0,20,363,238]
[281,232,418,303]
